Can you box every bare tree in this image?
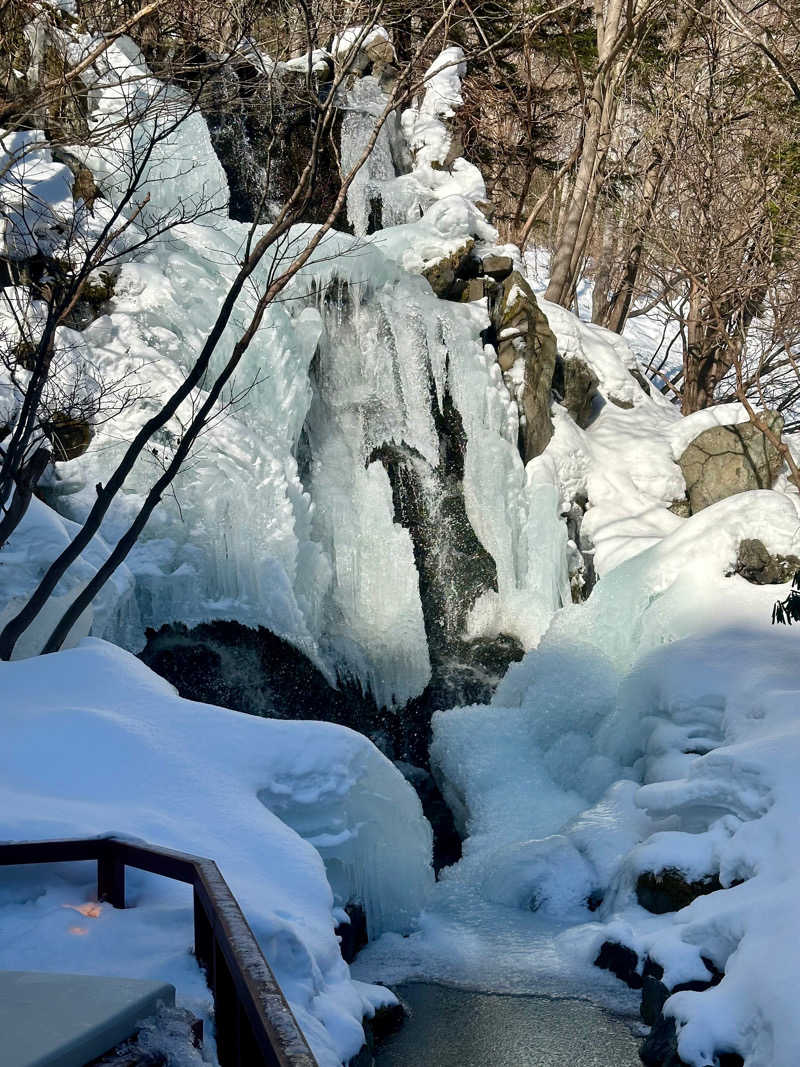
[542,0,665,308]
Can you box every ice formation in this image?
[1,35,568,709]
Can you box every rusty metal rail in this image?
[0,836,319,1067]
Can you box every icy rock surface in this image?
[0,641,429,1066]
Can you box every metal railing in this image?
[0,836,319,1067]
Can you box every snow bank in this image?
[419,488,800,1064]
[0,640,433,1065]
[582,628,800,1067]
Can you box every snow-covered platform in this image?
[1,970,175,1067]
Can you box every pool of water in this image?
[374,983,642,1067]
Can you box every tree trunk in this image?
[600,145,667,333]
[0,448,51,550]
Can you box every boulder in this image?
[52,148,99,211]
[422,239,475,298]
[460,277,486,302]
[668,496,691,518]
[553,354,599,429]
[481,253,513,280]
[335,902,368,964]
[43,413,93,461]
[734,538,800,585]
[594,940,642,989]
[678,413,784,514]
[365,35,396,70]
[636,867,722,915]
[639,1016,688,1067]
[488,271,557,462]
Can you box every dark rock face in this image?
[396,762,462,872]
[594,941,642,989]
[370,381,524,725]
[677,413,784,514]
[335,903,369,965]
[636,868,722,915]
[185,58,344,227]
[138,620,465,870]
[734,538,800,585]
[565,494,596,603]
[140,620,376,725]
[347,996,406,1066]
[639,1016,687,1067]
[488,271,558,463]
[640,975,670,1026]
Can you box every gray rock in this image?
[462,277,485,302]
[734,538,800,585]
[489,271,557,462]
[668,496,691,518]
[422,239,475,298]
[554,355,599,429]
[678,413,784,513]
[481,254,514,280]
[365,36,396,69]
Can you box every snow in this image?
[0,131,73,260]
[331,26,390,59]
[355,267,800,1064]
[7,24,800,1066]
[0,640,432,1065]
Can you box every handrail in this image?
[0,836,319,1067]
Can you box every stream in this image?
[374,984,641,1066]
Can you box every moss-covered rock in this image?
[488,270,557,462]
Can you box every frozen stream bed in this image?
[375,984,640,1066]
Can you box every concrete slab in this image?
[0,970,175,1067]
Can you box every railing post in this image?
[214,939,237,1067]
[97,843,126,908]
[193,887,214,979]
